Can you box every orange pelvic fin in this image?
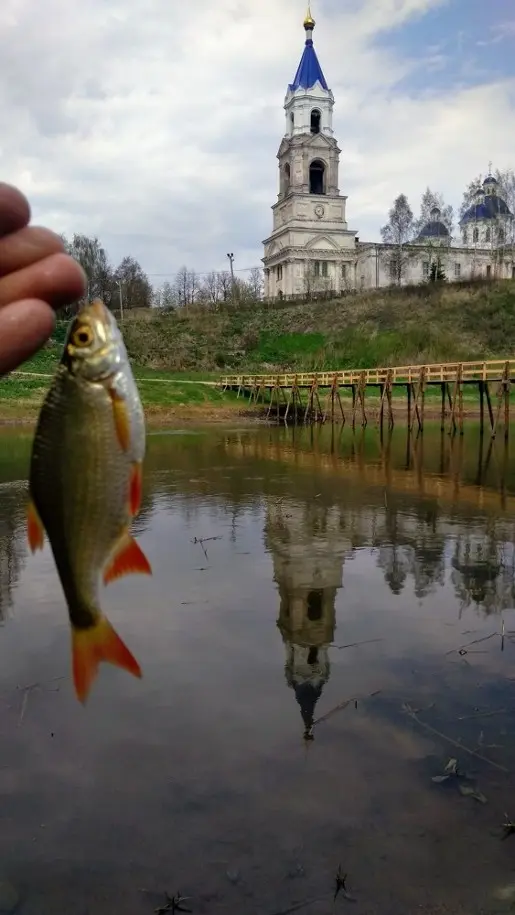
[109,387,130,452]
[129,461,143,517]
[27,498,44,553]
[72,616,142,704]
[103,529,152,586]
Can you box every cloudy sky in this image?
[1,0,514,287]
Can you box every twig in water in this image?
[313,690,381,728]
[402,702,509,773]
[458,708,506,721]
[18,689,30,726]
[335,638,384,651]
[445,632,497,656]
[191,535,222,560]
[267,896,329,915]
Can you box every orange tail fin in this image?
[71,616,142,704]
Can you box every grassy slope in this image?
[119,279,515,373]
[1,279,514,420]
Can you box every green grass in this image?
[116,279,515,374]
[2,279,515,417]
[0,341,237,412]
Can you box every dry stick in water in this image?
[403,702,509,774]
[335,638,384,650]
[444,632,498,655]
[313,690,382,727]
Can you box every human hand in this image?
[0,182,86,375]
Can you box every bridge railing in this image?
[220,358,514,389]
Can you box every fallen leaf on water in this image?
[458,784,488,803]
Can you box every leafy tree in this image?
[380,194,416,285]
[429,258,446,282]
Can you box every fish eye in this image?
[71,326,94,348]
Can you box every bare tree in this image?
[174,266,190,308]
[247,267,264,300]
[414,188,454,237]
[155,281,176,311]
[217,271,232,303]
[114,256,152,309]
[61,233,113,314]
[380,194,416,285]
[202,271,220,308]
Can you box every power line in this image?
[145,265,262,278]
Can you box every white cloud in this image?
[1,0,514,282]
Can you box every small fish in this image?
[27,299,152,704]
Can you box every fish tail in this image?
[71,616,142,704]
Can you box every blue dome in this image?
[483,175,497,186]
[289,40,329,91]
[460,193,512,225]
[419,220,450,239]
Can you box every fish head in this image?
[62,299,128,382]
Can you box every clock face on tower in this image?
[314,204,325,219]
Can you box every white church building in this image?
[262,7,515,299]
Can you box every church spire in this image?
[288,2,329,92]
[303,4,315,32]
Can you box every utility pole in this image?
[116,280,124,322]
[226,252,236,298]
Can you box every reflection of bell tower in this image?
[265,498,346,740]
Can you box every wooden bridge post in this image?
[479,379,485,435]
[492,361,510,440]
[440,382,446,431]
[505,361,510,441]
[323,374,345,425]
[357,371,367,428]
[386,369,394,429]
[409,367,425,433]
[304,374,323,425]
[448,365,462,436]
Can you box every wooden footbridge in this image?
[220,359,514,438]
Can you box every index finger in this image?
[0,183,31,238]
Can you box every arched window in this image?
[498,227,505,242]
[309,159,325,195]
[485,227,491,243]
[284,163,290,194]
[310,109,321,134]
[473,227,479,243]
[462,229,467,245]
[307,590,323,621]
[290,112,294,132]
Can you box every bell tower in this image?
[262,5,357,299]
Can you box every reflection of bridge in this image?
[221,358,513,437]
[224,430,515,516]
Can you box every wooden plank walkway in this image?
[220,358,515,438]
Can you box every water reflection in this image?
[2,423,515,913]
[266,500,341,740]
[0,482,27,622]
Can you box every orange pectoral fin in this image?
[72,616,142,704]
[27,498,44,553]
[129,461,143,517]
[103,530,152,586]
[109,388,130,452]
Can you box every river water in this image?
[1,422,515,914]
